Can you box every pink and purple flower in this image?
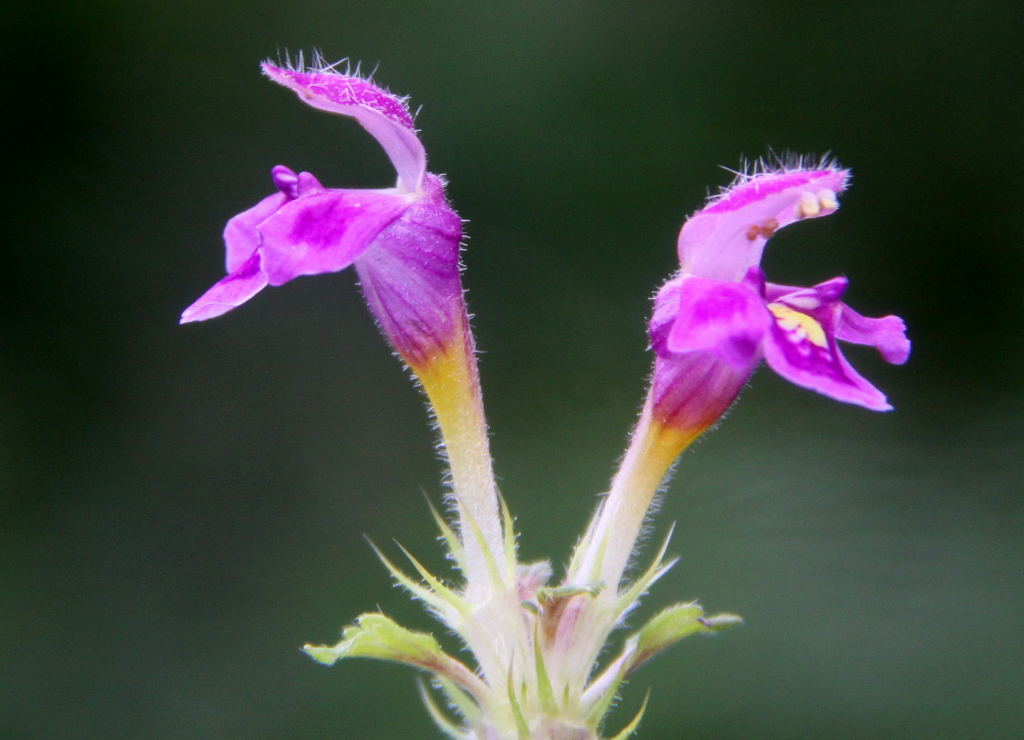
[180,61,464,370]
[649,159,910,432]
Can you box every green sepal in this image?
[418,680,470,740]
[583,655,630,729]
[607,691,650,740]
[425,497,468,574]
[533,622,558,716]
[434,675,484,726]
[613,525,677,616]
[497,491,519,583]
[367,538,471,621]
[394,541,473,618]
[565,501,605,582]
[506,663,533,740]
[460,497,510,591]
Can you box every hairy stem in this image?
[415,313,508,598]
[571,399,699,593]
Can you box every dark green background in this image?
[3,1,1022,738]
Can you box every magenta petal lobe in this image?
[665,276,772,369]
[223,191,289,273]
[257,190,411,285]
[762,302,892,411]
[180,251,270,324]
[837,304,911,365]
[271,165,300,198]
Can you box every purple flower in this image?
[180,62,464,369]
[649,159,910,428]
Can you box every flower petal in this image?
[262,64,427,193]
[837,303,911,365]
[354,176,464,366]
[767,275,848,307]
[257,189,412,286]
[762,300,892,411]
[663,275,772,370]
[649,351,752,432]
[180,251,269,324]
[223,190,290,273]
[678,166,849,282]
[223,166,327,272]
[771,277,911,365]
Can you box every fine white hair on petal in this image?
[269,49,414,113]
[706,149,847,207]
[277,48,349,76]
[312,50,351,75]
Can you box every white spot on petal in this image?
[797,191,820,218]
[783,294,822,310]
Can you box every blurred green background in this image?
[2,1,1022,738]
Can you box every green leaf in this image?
[625,602,743,673]
[302,613,486,697]
[303,613,446,667]
[582,602,741,725]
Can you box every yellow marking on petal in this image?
[818,188,838,211]
[768,303,828,347]
[796,191,820,218]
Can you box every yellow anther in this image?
[818,189,838,211]
[796,191,820,218]
[768,303,828,347]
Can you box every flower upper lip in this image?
[678,164,849,283]
[261,62,427,193]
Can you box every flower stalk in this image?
[182,57,909,740]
